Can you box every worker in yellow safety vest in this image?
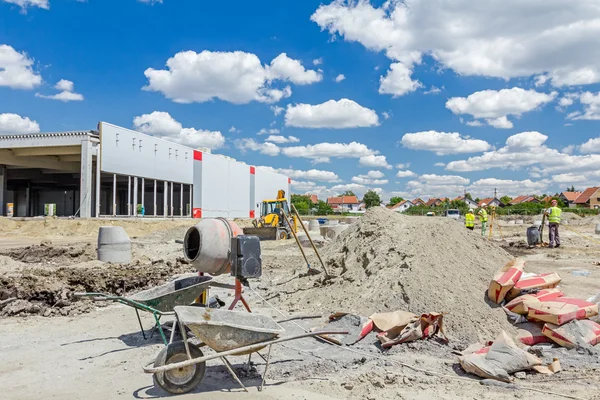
[478,203,488,237]
[465,209,475,231]
[544,199,562,248]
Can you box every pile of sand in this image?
[267,207,516,344]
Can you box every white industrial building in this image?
[0,122,290,219]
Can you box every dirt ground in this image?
[1,215,600,399]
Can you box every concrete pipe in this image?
[183,218,243,275]
[98,226,132,264]
[596,224,600,235]
[320,224,350,240]
[308,219,320,231]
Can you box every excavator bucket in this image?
[242,227,279,240]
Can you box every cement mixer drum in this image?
[183,218,243,275]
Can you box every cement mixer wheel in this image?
[153,341,206,394]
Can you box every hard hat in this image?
[469,209,474,213]
[481,203,487,207]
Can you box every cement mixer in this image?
[183,217,243,275]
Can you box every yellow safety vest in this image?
[478,209,488,222]
[465,213,475,227]
[548,206,562,224]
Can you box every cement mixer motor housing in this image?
[229,235,262,284]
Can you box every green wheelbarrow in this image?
[74,275,213,345]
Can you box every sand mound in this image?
[268,207,516,344]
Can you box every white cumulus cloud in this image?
[311,0,600,87]
[396,170,416,178]
[281,141,377,163]
[0,44,42,89]
[133,111,225,149]
[264,135,300,144]
[334,74,346,83]
[143,50,319,104]
[234,138,280,156]
[35,79,84,102]
[0,113,40,134]
[446,88,556,129]
[579,137,600,154]
[379,62,422,97]
[285,98,379,128]
[3,0,48,11]
[358,154,391,169]
[401,131,491,155]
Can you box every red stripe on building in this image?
[193,208,202,218]
[193,150,202,161]
[249,210,255,218]
[250,166,255,175]
[288,177,291,184]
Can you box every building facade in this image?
[0,122,290,218]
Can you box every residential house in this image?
[559,191,582,208]
[412,198,426,207]
[426,198,445,207]
[574,187,600,209]
[509,195,540,206]
[327,195,360,212]
[453,195,478,208]
[308,194,318,205]
[478,197,505,208]
[390,200,414,213]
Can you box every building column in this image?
[127,176,131,216]
[79,138,93,218]
[163,181,168,217]
[170,182,174,217]
[153,180,157,217]
[188,184,192,217]
[180,183,183,217]
[95,144,101,218]
[0,165,6,217]
[112,174,117,216]
[141,177,145,216]
[133,177,138,216]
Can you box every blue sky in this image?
[1,0,600,201]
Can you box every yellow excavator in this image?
[243,190,299,240]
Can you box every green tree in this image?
[363,190,382,208]
[500,195,512,205]
[474,197,481,203]
[341,190,356,197]
[464,192,473,201]
[291,194,312,214]
[315,200,332,215]
[389,196,404,206]
[566,185,577,192]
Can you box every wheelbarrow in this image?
[144,306,347,394]
[74,275,213,345]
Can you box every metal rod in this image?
[259,344,273,392]
[178,313,193,360]
[221,357,248,392]
[169,319,177,344]
[135,309,146,340]
[280,210,312,270]
[291,204,329,276]
[144,330,348,374]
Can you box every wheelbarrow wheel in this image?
[153,341,206,395]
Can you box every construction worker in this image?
[478,203,488,237]
[545,199,562,248]
[465,209,475,230]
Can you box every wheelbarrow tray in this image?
[174,306,285,353]
[129,275,212,312]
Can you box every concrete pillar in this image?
[95,144,101,218]
[170,182,174,217]
[153,179,157,217]
[127,176,131,216]
[163,181,168,217]
[133,177,138,216]
[79,138,93,218]
[141,177,145,216]
[113,174,117,216]
[180,183,183,217]
[188,184,192,217]
[0,165,6,217]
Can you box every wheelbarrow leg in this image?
[259,344,273,392]
[135,309,147,340]
[169,317,177,344]
[221,356,248,392]
[245,354,252,372]
[177,314,193,359]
